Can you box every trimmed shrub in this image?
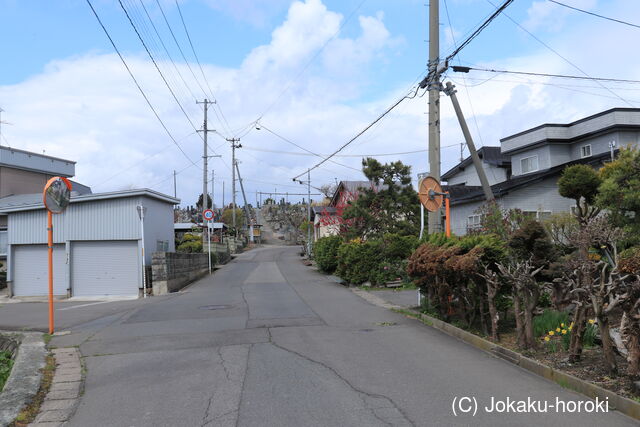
[336,240,384,285]
[314,236,343,273]
[177,240,202,253]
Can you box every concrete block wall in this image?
[151,252,209,295]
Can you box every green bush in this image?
[380,233,419,260]
[177,240,202,253]
[336,240,384,285]
[335,234,419,285]
[181,233,200,242]
[314,236,343,273]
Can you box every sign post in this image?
[203,209,214,274]
[43,177,72,335]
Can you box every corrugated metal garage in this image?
[1,189,179,298]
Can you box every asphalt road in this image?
[1,244,637,426]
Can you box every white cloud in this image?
[523,0,597,32]
[0,0,399,204]
[2,0,640,206]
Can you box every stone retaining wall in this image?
[151,252,209,295]
[0,332,46,426]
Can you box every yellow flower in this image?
[568,325,572,331]
[556,328,561,332]
[544,336,550,342]
[560,323,565,328]
[561,329,567,334]
[588,319,595,325]
[548,331,555,336]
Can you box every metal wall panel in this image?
[71,240,139,297]
[12,244,66,296]
[139,197,176,264]
[8,197,143,244]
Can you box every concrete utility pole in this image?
[222,181,225,208]
[235,162,254,242]
[444,82,494,202]
[227,138,241,231]
[211,169,216,209]
[173,170,177,198]
[307,169,311,256]
[427,0,442,233]
[197,99,213,211]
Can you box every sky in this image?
[1,0,640,207]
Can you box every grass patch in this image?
[10,354,56,427]
[0,351,14,391]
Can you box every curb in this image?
[0,331,46,426]
[350,288,640,421]
[29,347,83,426]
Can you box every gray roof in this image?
[0,188,180,213]
[442,146,510,180]
[330,180,386,206]
[175,222,226,230]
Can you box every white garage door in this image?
[13,245,67,296]
[71,241,139,297]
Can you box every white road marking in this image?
[57,301,112,311]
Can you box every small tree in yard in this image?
[558,164,602,227]
[496,260,544,349]
[342,158,419,240]
[619,276,640,377]
[561,216,627,372]
[555,164,602,361]
[597,147,640,247]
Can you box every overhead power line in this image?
[452,66,640,84]
[258,123,361,173]
[291,87,419,181]
[118,0,208,142]
[174,0,233,137]
[548,0,640,30]
[445,0,514,66]
[484,0,635,107]
[85,0,197,166]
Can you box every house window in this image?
[0,230,6,257]
[581,144,592,158]
[156,240,169,252]
[520,155,539,174]
[467,214,482,230]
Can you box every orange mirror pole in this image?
[445,193,451,238]
[47,210,54,335]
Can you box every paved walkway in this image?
[29,348,82,426]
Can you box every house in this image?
[311,180,383,240]
[1,189,179,298]
[445,108,640,235]
[0,145,92,271]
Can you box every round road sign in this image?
[203,209,214,221]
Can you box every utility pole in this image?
[227,138,241,231]
[211,169,216,209]
[173,170,177,198]
[444,82,494,202]
[222,181,225,208]
[197,99,214,245]
[427,0,441,233]
[307,169,311,256]
[235,162,254,242]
